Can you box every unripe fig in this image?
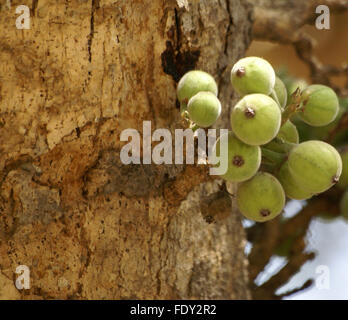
[265,120,299,153]
[339,190,348,221]
[187,91,221,127]
[299,84,339,126]
[213,132,261,182]
[231,93,281,146]
[337,146,348,189]
[287,140,342,193]
[278,121,299,143]
[177,70,218,105]
[236,172,285,222]
[277,162,313,200]
[272,76,287,109]
[231,57,276,96]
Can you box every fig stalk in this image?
[281,87,302,126]
[261,147,287,167]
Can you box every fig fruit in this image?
[231,57,276,96]
[277,162,313,200]
[265,120,299,153]
[231,93,281,146]
[236,172,285,222]
[213,132,261,182]
[177,70,218,105]
[273,76,287,109]
[299,84,339,127]
[187,91,221,127]
[287,140,342,193]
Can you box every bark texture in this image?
[0,0,252,299]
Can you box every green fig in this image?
[278,121,299,143]
[295,106,345,142]
[187,91,221,128]
[299,84,339,127]
[337,146,348,189]
[231,93,281,146]
[272,76,287,109]
[340,190,348,221]
[177,70,218,105]
[277,162,313,200]
[213,132,261,182]
[287,140,342,194]
[237,172,285,222]
[265,120,299,153]
[231,57,276,96]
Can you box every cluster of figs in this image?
[177,56,343,222]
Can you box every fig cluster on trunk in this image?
[177,56,342,223]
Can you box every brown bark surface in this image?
[0,0,253,299]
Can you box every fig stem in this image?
[181,110,197,131]
[190,122,200,132]
[281,87,302,126]
[181,106,189,119]
[261,162,278,172]
[267,138,297,154]
[261,147,287,167]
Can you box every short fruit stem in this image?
[190,122,200,132]
[180,105,189,118]
[281,87,302,126]
[268,138,297,153]
[261,147,287,167]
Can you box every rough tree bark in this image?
[0,0,253,299]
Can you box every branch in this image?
[248,217,281,282]
[252,252,315,299]
[279,195,340,244]
[248,194,340,299]
[251,0,348,96]
[276,279,313,299]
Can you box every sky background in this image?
[284,217,348,300]
[247,202,348,300]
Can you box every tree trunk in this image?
[0,0,252,299]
